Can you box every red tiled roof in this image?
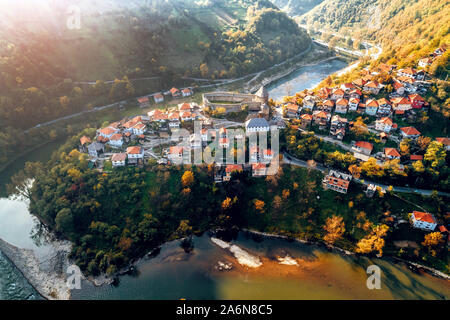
[111,153,126,162]
[336,98,348,106]
[323,100,334,107]
[385,148,401,158]
[364,81,379,88]
[252,163,266,170]
[366,99,379,107]
[126,146,142,155]
[110,133,123,141]
[300,113,313,121]
[355,141,373,151]
[400,126,421,136]
[377,98,391,105]
[378,117,393,125]
[137,97,149,104]
[412,211,436,224]
[410,154,423,161]
[353,79,366,87]
[99,127,117,136]
[170,87,180,95]
[439,225,448,233]
[80,136,91,145]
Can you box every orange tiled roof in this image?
[385,148,401,157]
[80,136,91,145]
[355,141,373,151]
[126,146,142,155]
[412,211,436,224]
[400,126,421,136]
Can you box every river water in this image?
[267,58,348,101]
[0,62,449,300]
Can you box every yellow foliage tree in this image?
[323,215,345,244]
[181,170,194,188]
[253,199,265,213]
[356,224,389,256]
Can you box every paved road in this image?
[283,152,450,197]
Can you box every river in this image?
[0,62,449,300]
[267,58,348,101]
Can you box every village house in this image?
[365,99,379,116]
[132,123,147,136]
[181,111,194,122]
[285,103,300,118]
[335,98,349,114]
[170,87,181,98]
[330,115,347,140]
[299,113,313,129]
[224,164,243,182]
[182,88,193,97]
[352,78,366,88]
[363,81,381,94]
[418,57,433,68]
[349,89,362,99]
[409,94,425,109]
[168,146,186,163]
[245,118,270,134]
[252,163,267,177]
[348,98,360,111]
[126,146,144,164]
[168,112,180,128]
[393,81,405,95]
[352,141,373,156]
[179,102,193,112]
[313,110,331,128]
[137,97,150,108]
[79,136,91,153]
[111,153,127,167]
[331,88,345,100]
[340,83,355,92]
[397,67,417,79]
[391,97,412,112]
[88,142,105,158]
[109,133,124,148]
[321,99,335,113]
[154,93,164,104]
[322,170,352,194]
[400,126,421,140]
[384,148,401,160]
[303,95,316,110]
[377,98,392,116]
[375,117,395,133]
[436,137,450,151]
[410,211,437,231]
[317,87,332,100]
[99,127,119,139]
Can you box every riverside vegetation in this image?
[7,127,449,277]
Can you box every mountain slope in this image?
[270,0,324,17]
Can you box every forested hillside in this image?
[270,0,324,17]
[300,0,449,72]
[0,0,310,165]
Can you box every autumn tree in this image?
[356,224,389,256]
[422,232,444,257]
[253,199,265,213]
[323,215,345,245]
[181,170,195,188]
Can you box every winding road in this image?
[283,152,450,197]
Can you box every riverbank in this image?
[0,237,71,300]
[241,229,450,280]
